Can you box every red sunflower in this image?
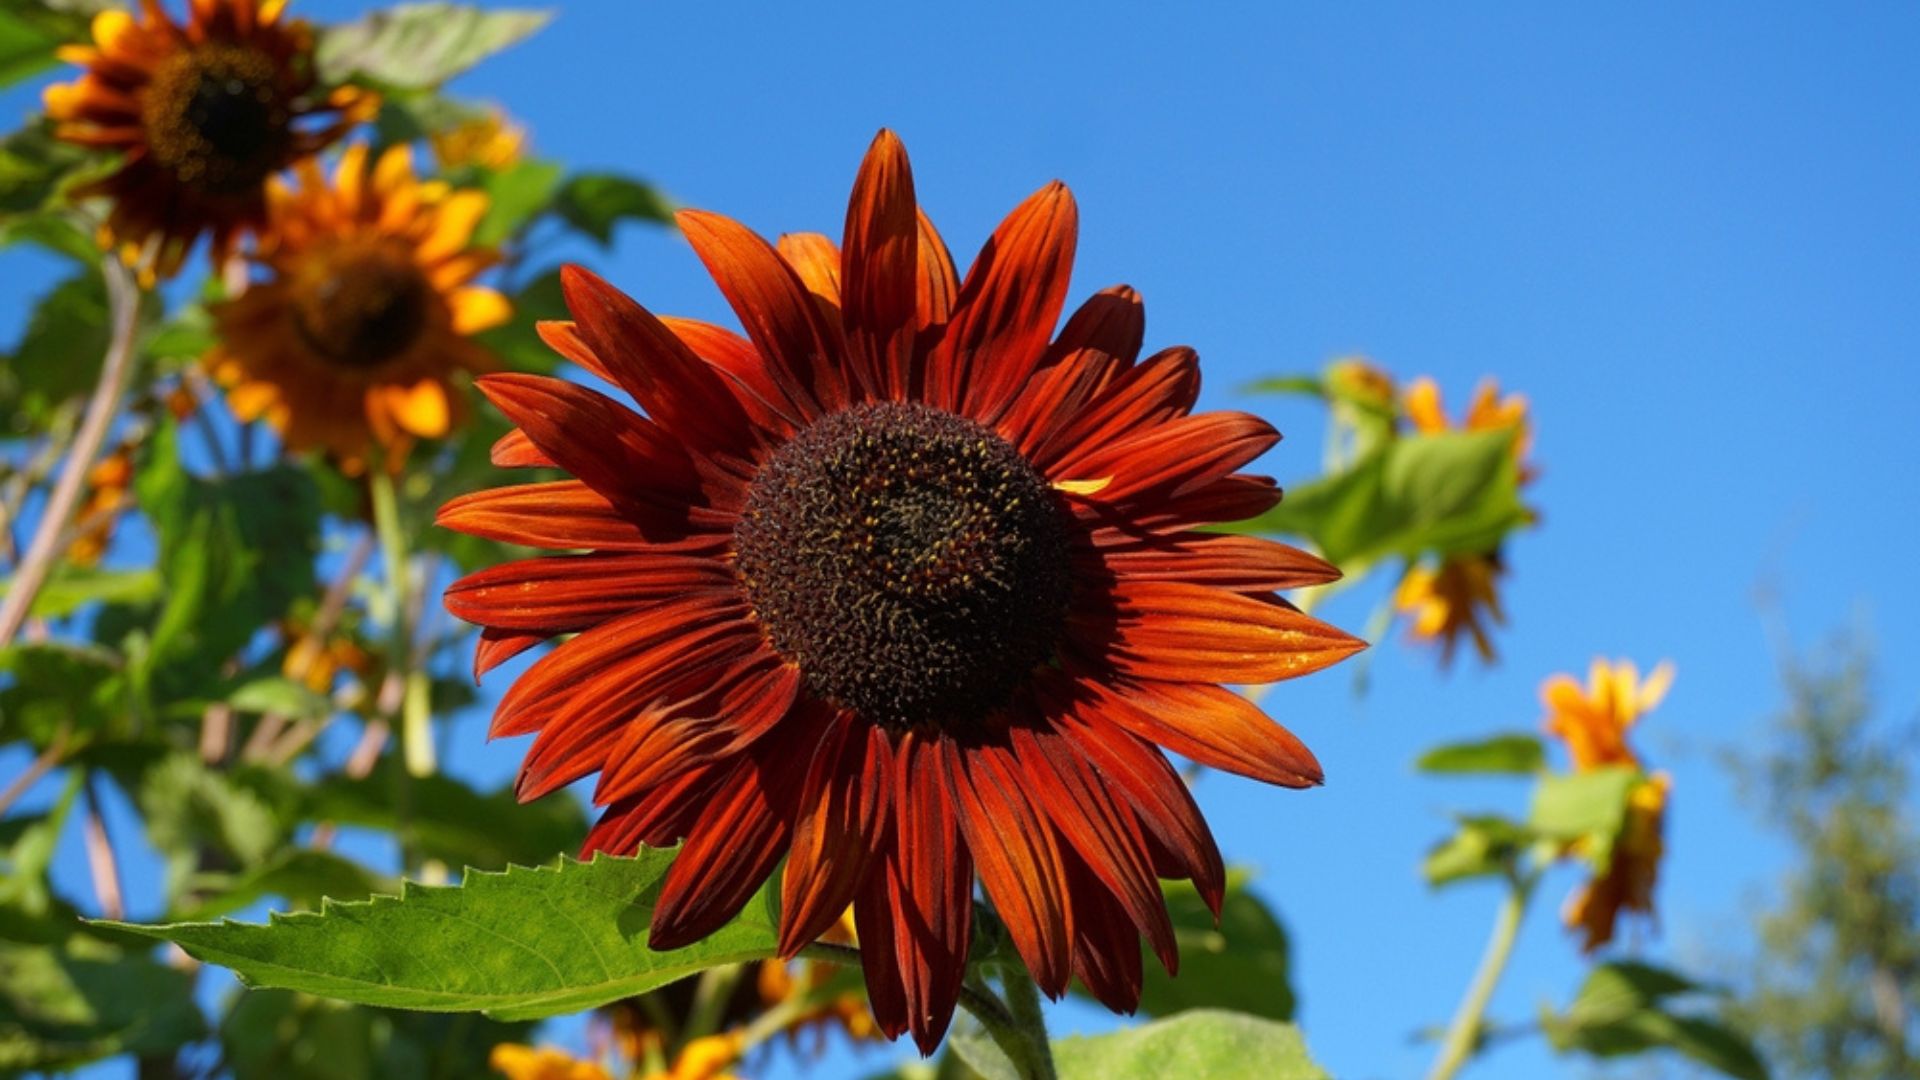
[441,131,1364,1052]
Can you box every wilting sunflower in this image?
[1393,374,1535,666]
[441,131,1363,1051]
[1541,657,1675,951]
[43,0,373,281]
[204,143,508,471]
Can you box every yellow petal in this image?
[449,287,511,335]
[1052,476,1111,496]
[416,190,489,264]
[387,379,451,438]
[1637,661,1675,715]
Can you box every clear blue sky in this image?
[4,2,1918,1077]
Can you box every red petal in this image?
[1081,673,1322,788]
[1038,347,1201,475]
[678,208,846,419]
[1080,531,1341,592]
[1105,473,1285,534]
[943,734,1073,996]
[1071,580,1366,685]
[658,315,798,437]
[870,732,973,1054]
[1064,855,1147,1013]
[492,591,749,741]
[929,182,1078,423]
[1012,720,1177,972]
[1042,676,1225,914]
[915,210,959,338]
[841,130,920,401]
[997,346,1126,461]
[536,320,617,384]
[776,232,843,306]
[437,480,715,551]
[475,373,703,511]
[560,265,758,463]
[581,761,727,857]
[1065,410,1276,507]
[474,626,546,679]
[445,553,731,633]
[1048,284,1145,366]
[591,660,804,806]
[649,716,829,950]
[489,427,553,468]
[778,713,890,956]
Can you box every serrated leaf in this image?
[1049,1010,1330,1080]
[98,850,782,1021]
[1238,428,1526,571]
[554,172,674,245]
[316,3,549,90]
[1416,733,1545,775]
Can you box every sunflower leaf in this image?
[1543,962,1767,1080]
[316,3,550,90]
[0,939,207,1072]
[1416,732,1546,775]
[93,850,781,1021]
[554,173,675,246]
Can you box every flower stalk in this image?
[1427,868,1535,1080]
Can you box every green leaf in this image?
[1138,873,1293,1021]
[303,759,584,871]
[472,158,563,246]
[0,940,207,1072]
[1240,374,1326,398]
[0,208,97,261]
[98,850,782,1021]
[0,120,103,219]
[0,641,129,748]
[1238,428,1526,570]
[1049,1010,1330,1080]
[474,267,564,376]
[370,88,486,146]
[136,753,289,899]
[1416,732,1545,775]
[1528,766,1641,870]
[0,270,109,431]
[135,421,321,696]
[6,565,161,620]
[1545,962,1767,1080]
[553,172,674,246]
[316,3,550,90]
[1422,814,1532,887]
[172,850,387,922]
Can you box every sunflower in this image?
[204,143,509,471]
[43,0,373,281]
[1393,374,1535,666]
[487,1044,611,1080]
[441,131,1363,1052]
[1540,658,1675,951]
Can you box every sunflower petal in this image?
[1073,580,1366,685]
[778,713,890,957]
[841,130,920,400]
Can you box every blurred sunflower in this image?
[1392,374,1535,665]
[488,1043,610,1080]
[1541,657,1675,951]
[205,143,509,472]
[43,0,373,281]
[66,444,136,567]
[432,107,526,171]
[441,131,1363,1051]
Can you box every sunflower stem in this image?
[993,970,1058,1080]
[0,259,140,650]
[1427,867,1534,1080]
[368,467,433,779]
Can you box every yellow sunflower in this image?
[1540,658,1676,952]
[204,143,509,471]
[43,0,373,281]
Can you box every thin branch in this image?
[242,531,376,764]
[80,775,124,920]
[0,259,141,648]
[0,733,68,818]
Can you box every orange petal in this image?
[840,129,920,399]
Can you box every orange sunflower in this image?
[1541,658,1675,951]
[43,0,373,281]
[440,131,1363,1052]
[204,143,508,471]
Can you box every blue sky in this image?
[5,2,1919,1077]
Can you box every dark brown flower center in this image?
[291,243,435,369]
[142,44,296,195]
[734,402,1072,731]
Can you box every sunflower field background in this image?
[2,3,1916,1079]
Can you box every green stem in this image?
[993,970,1058,1080]
[1427,871,1533,1080]
[684,963,746,1045]
[368,468,433,779]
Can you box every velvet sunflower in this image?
[42,0,372,281]
[204,143,509,471]
[441,131,1364,1051]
